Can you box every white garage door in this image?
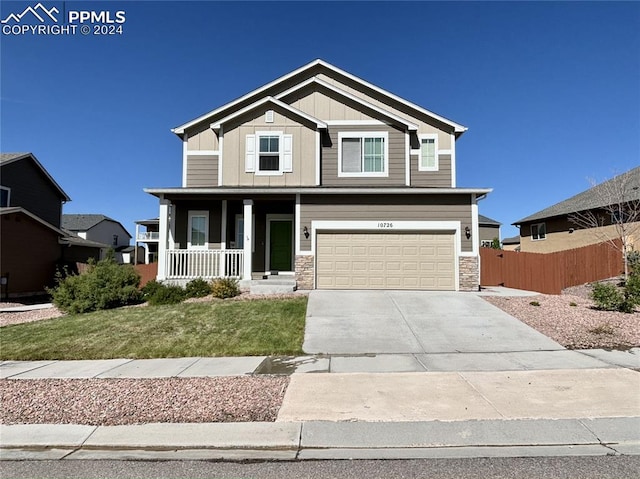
[316,231,456,290]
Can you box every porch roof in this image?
[144,186,492,199]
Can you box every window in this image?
[245,132,293,175]
[0,187,9,207]
[531,222,546,241]
[112,235,118,246]
[259,135,280,171]
[481,240,493,248]
[188,211,208,249]
[338,132,388,177]
[419,135,438,171]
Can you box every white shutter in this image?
[245,134,256,172]
[282,134,293,172]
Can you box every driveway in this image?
[303,290,564,354]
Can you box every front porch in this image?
[156,194,300,286]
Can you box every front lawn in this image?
[0,297,307,360]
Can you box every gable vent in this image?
[265,110,274,123]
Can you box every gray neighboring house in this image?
[502,235,521,251]
[145,59,492,291]
[62,214,133,263]
[478,215,501,247]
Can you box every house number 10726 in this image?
[378,222,394,228]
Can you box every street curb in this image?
[2,417,639,461]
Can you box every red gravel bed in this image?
[484,294,640,350]
[0,376,288,426]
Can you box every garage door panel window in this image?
[338,132,389,177]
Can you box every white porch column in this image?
[158,197,171,280]
[134,224,140,265]
[243,199,253,280]
[221,200,227,250]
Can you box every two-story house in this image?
[145,60,491,291]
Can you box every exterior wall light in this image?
[303,226,310,239]
[465,226,471,239]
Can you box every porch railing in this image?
[166,249,244,280]
[137,232,160,241]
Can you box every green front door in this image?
[269,220,292,271]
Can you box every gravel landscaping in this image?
[0,376,288,425]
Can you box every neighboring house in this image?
[0,152,71,295]
[134,218,159,264]
[501,235,521,252]
[478,215,501,248]
[145,60,491,291]
[514,167,640,253]
[62,214,133,262]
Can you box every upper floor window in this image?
[531,222,546,241]
[338,131,388,177]
[245,131,293,176]
[419,134,438,171]
[112,235,118,246]
[0,186,9,207]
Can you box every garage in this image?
[316,231,456,290]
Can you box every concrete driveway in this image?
[303,290,564,354]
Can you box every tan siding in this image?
[186,155,218,187]
[410,154,452,187]
[186,125,218,151]
[322,125,406,186]
[479,225,500,243]
[299,194,473,252]
[288,87,378,122]
[222,105,316,187]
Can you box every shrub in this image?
[211,278,241,299]
[624,273,640,307]
[147,283,186,306]
[591,282,624,312]
[627,250,640,274]
[185,278,212,298]
[49,257,141,314]
[140,279,164,300]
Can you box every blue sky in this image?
[2,1,639,240]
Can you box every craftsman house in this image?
[145,60,491,291]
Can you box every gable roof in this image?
[0,152,71,202]
[210,97,327,130]
[514,167,640,225]
[0,207,66,236]
[502,235,521,245]
[478,214,501,226]
[172,59,465,137]
[62,214,132,238]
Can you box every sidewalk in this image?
[1,352,639,461]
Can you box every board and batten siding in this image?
[299,194,473,252]
[186,125,219,151]
[286,84,380,123]
[322,125,405,186]
[186,155,218,187]
[222,106,317,187]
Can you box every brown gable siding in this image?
[0,160,63,227]
[186,155,218,187]
[321,125,406,186]
[299,194,473,252]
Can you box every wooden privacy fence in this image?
[134,263,158,287]
[480,241,623,294]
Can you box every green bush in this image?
[49,257,141,314]
[140,279,164,300]
[147,283,186,306]
[185,278,212,298]
[211,278,241,299]
[627,250,640,274]
[591,282,624,312]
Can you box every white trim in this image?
[439,149,452,155]
[324,120,386,126]
[337,131,389,178]
[242,200,253,279]
[295,194,302,255]
[218,126,224,186]
[145,187,493,196]
[266,214,294,272]
[0,185,11,207]
[210,96,327,130]
[276,77,419,131]
[315,130,321,186]
[404,132,410,186]
[471,194,479,255]
[221,200,227,250]
[255,131,285,176]
[450,132,456,188]
[182,135,188,188]
[172,59,466,136]
[311,220,462,291]
[234,213,255,252]
[187,210,209,249]
[418,134,439,172]
[157,197,170,280]
[186,150,220,156]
